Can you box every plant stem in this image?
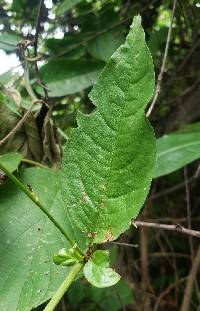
[0,162,84,255]
[133,221,200,238]
[22,158,48,168]
[44,262,84,311]
[57,127,69,141]
[24,61,37,101]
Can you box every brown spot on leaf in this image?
[104,225,114,242]
[87,231,97,239]
[101,184,106,191]
[100,201,105,209]
[79,193,87,205]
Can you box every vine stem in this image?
[44,262,84,311]
[21,158,48,168]
[0,162,84,255]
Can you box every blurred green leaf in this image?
[68,278,133,311]
[179,122,200,134]
[0,32,20,52]
[0,152,22,172]
[39,59,104,97]
[0,91,20,116]
[56,0,85,15]
[155,132,200,177]
[11,0,27,11]
[0,72,19,84]
[45,36,85,58]
[87,27,125,61]
[83,250,120,288]
[148,27,168,59]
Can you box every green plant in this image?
[0,16,156,310]
[1,0,200,310]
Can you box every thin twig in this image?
[140,226,151,311]
[167,36,200,86]
[154,277,187,311]
[35,0,43,48]
[151,252,190,259]
[24,61,37,101]
[133,221,200,238]
[110,241,138,248]
[151,174,200,200]
[49,0,157,62]
[33,0,49,97]
[22,158,48,168]
[184,167,194,259]
[0,61,24,76]
[195,163,200,178]
[0,102,35,146]
[0,61,44,146]
[185,167,200,303]
[113,286,127,311]
[146,0,178,117]
[180,247,200,311]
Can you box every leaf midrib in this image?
[157,140,200,157]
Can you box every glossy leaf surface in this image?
[155,132,200,177]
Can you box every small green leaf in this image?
[53,244,84,267]
[61,16,155,244]
[83,250,120,288]
[155,132,200,177]
[0,152,22,173]
[39,59,104,97]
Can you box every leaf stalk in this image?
[43,262,84,311]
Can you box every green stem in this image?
[24,61,37,102]
[57,128,69,141]
[22,158,48,169]
[0,163,84,255]
[44,262,84,311]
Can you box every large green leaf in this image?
[0,168,85,311]
[83,250,120,288]
[155,132,200,177]
[61,16,155,244]
[39,59,104,97]
[0,152,22,173]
